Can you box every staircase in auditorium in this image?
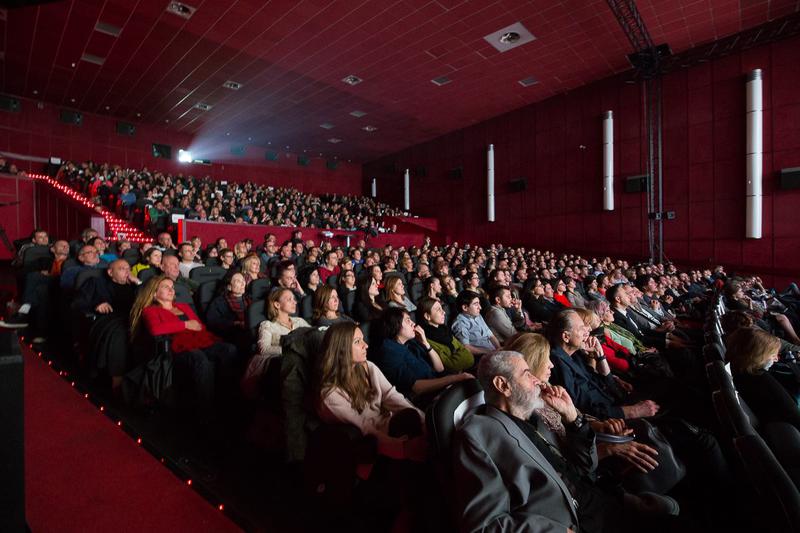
[31,173,152,244]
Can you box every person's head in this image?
[720,310,755,335]
[490,286,512,309]
[478,351,543,419]
[51,239,69,257]
[323,250,338,268]
[227,272,246,297]
[78,245,100,266]
[586,299,614,325]
[384,276,405,301]
[506,333,553,383]
[417,297,446,326]
[574,307,601,330]
[726,327,781,375]
[338,269,356,289]
[218,248,234,266]
[316,322,372,413]
[241,254,261,275]
[464,272,480,289]
[32,229,49,246]
[130,275,171,336]
[178,243,195,262]
[457,290,482,317]
[723,282,744,301]
[637,274,658,294]
[268,287,297,319]
[160,254,180,280]
[107,259,131,284]
[417,264,431,279]
[548,309,585,354]
[157,232,172,248]
[278,267,297,289]
[81,227,98,243]
[605,283,628,310]
[382,307,415,343]
[423,276,442,298]
[89,236,107,253]
[312,285,340,320]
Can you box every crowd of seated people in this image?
[7,224,800,532]
[55,160,405,234]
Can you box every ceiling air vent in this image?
[362,125,378,132]
[349,110,366,118]
[167,2,196,19]
[81,54,105,66]
[518,76,539,87]
[484,22,536,53]
[431,76,452,86]
[320,123,335,129]
[223,80,242,90]
[95,21,121,37]
[327,138,342,144]
[194,102,212,111]
[341,74,363,86]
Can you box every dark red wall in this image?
[364,36,800,286]
[0,96,361,195]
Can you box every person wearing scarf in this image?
[417,297,474,373]
[206,272,253,355]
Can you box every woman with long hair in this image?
[315,321,425,460]
[416,297,473,373]
[131,247,162,277]
[353,275,384,323]
[384,276,416,313]
[241,254,267,286]
[311,285,354,327]
[130,275,239,415]
[256,287,310,357]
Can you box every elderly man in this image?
[160,254,197,303]
[454,351,678,533]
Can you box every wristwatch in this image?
[571,413,586,430]
[423,344,432,351]
[594,354,607,362]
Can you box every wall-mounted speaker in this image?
[152,143,172,159]
[509,177,528,192]
[265,151,279,161]
[230,145,245,156]
[779,167,800,190]
[384,161,398,174]
[115,121,135,136]
[59,110,82,125]
[416,166,427,178]
[326,160,338,170]
[449,166,463,179]
[297,155,310,166]
[0,95,21,113]
[624,174,647,193]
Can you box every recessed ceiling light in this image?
[165,119,170,123]
[320,123,334,129]
[136,112,141,117]
[32,90,38,95]
[70,98,75,103]
[81,53,105,66]
[341,74,363,86]
[267,141,271,145]
[194,102,212,111]
[518,76,539,87]
[362,125,378,132]
[70,62,76,68]
[105,105,110,110]
[285,145,290,149]
[328,138,342,144]
[247,137,252,141]
[225,132,230,136]
[431,76,452,86]
[94,21,121,37]
[166,1,196,19]
[223,80,242,90]
[349,110,366,118]
[484,22,536,53]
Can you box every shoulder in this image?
[292,316,311,327]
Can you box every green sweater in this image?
[429,337,475,373]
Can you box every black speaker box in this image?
[59,110,82,126]
[116,121,135,136]
[779,167,800,190]
[509,178,528,192]
[297,155,310,166]
[624,175,648,193]
[0,331,25,532]
[326,160,338,170]
[152,143,172,159]
[265,151,279,161]
[0,95,21,113]
[449,166,463,180]
[384,161,398,174]
[416,166,427,178]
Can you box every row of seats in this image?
[703,294,800,533]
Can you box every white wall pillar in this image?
[403,168,410,211]
[371,177,377,198]
[487,144,495,222]
[603,111,614,211]
[746,69,763,239]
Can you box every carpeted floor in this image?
[24,344,243,533]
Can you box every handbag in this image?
[630,351,674,379]
[621,418,686,494]
[122,350,174,407]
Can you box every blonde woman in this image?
[384,276,416,313]
[256,288,310,357]
[241,253,267,285]
[727,327,799,431]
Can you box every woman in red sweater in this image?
[130,275,240,414]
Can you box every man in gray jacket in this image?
[453,351,678,532]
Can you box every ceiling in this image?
[2,0,798,162]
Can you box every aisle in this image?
[24,345,242,533]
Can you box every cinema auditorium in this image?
[1,1,800,532]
